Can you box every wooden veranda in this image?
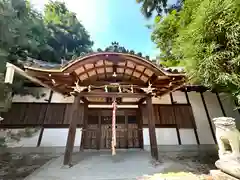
[4,52,186,166]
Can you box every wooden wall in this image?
[141,104,195,128]
[1,103,195,129]
[1,103,84,127]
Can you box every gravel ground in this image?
[0,152,60,180]
[137,151,217,180]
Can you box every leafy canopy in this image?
[0,0,93,105]
[151,0,240,101]
[97,41,151,60]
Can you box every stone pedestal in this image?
[210,170,239,180]
[211,117,240,179]
[215,157,240,179]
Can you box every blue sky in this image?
[31,0,175,58]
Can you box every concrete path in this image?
[24,150,217,180]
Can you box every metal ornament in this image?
[131,85,134,93]
[118,85,122,93]
[105,85,108,92]
[70,80,86,95]
[141,81,155,94]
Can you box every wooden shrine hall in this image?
[4,52,186,166]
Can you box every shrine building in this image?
[2,52,240,165]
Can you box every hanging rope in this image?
[112,100,117,155]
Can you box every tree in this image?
[151,9,181,66]
[151,0,240,102]
[104,41,128,53]
[136,0,184,19]
[136,0,168,18]
[0,0,38,110]
[43,1,93,62]
[100,42,152,60]
[0,0,94,109]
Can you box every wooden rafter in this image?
[93,62,99,81]
[129,64,137,80]
[76,64,148,79]
[139,67,147,79]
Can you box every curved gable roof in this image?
[24,52,185,95]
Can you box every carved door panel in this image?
[84,115,98,149]
[116,116,126,148]
[100,116,111,149]
[128,116,139,148]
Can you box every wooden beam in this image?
[155,79,186,96]
[146,96,158,160]
[80,96,89,104]
[138,97,147,104]
[81,92,147,98]
[80,76,146,86]
[88,101,138,105]
[63,94,81,166]
[6,63,62,94]
[147,74,158,85]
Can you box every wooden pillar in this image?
[80,101,88,151]
[63,94,81,166]
[146,96,158,160]
[37,90,53,147]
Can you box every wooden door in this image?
[83,109,142,149]
[100,115,141,149]
[83,115,99,149]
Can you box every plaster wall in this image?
[143,128,178,146]
[179,129,197,145]
[40,128,82,147]
[187,92,215,144]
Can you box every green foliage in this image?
[151,9,180,66]
[97,41,152,61]
[151,0,240,101]
[136,0,184,18]
[0,0,93,109]
[136,0,168,18]
[43,1,93,62]
[0,0,93,66]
